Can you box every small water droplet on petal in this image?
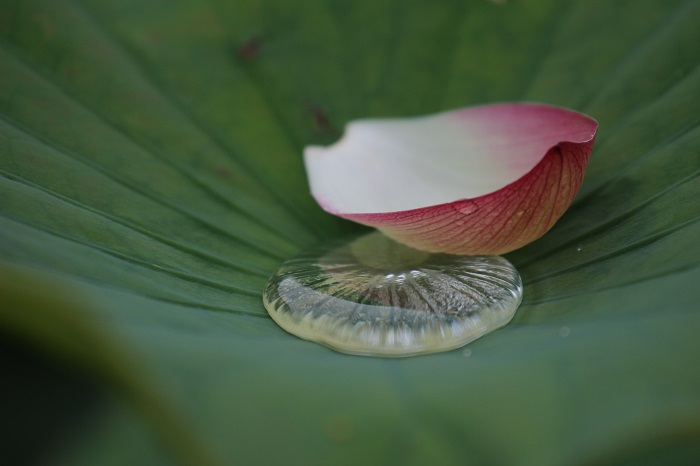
[456,201,479,215]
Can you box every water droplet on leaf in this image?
[263,232,523,357]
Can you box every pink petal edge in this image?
[309,103,598,255]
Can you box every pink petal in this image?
[304,103,597,255]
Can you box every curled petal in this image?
[304,103,598,255]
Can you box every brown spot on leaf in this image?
[305,102,337,137]
[216,166,236,181]
[237,36,262,61]
[324,414,354,444]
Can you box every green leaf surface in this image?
[1,0,699,465]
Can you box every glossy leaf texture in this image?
[1,1,699,465]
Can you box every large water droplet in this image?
[263,232,523,357]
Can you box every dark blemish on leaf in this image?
[305,102,338,138]
[35,15,56,39]
[308,103,332,133]
[216,167,235,180]
[236,36,262,62]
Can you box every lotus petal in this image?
[304,103,598,255]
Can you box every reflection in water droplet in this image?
[263,232,523,357]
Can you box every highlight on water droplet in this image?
[263,232,523,357]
